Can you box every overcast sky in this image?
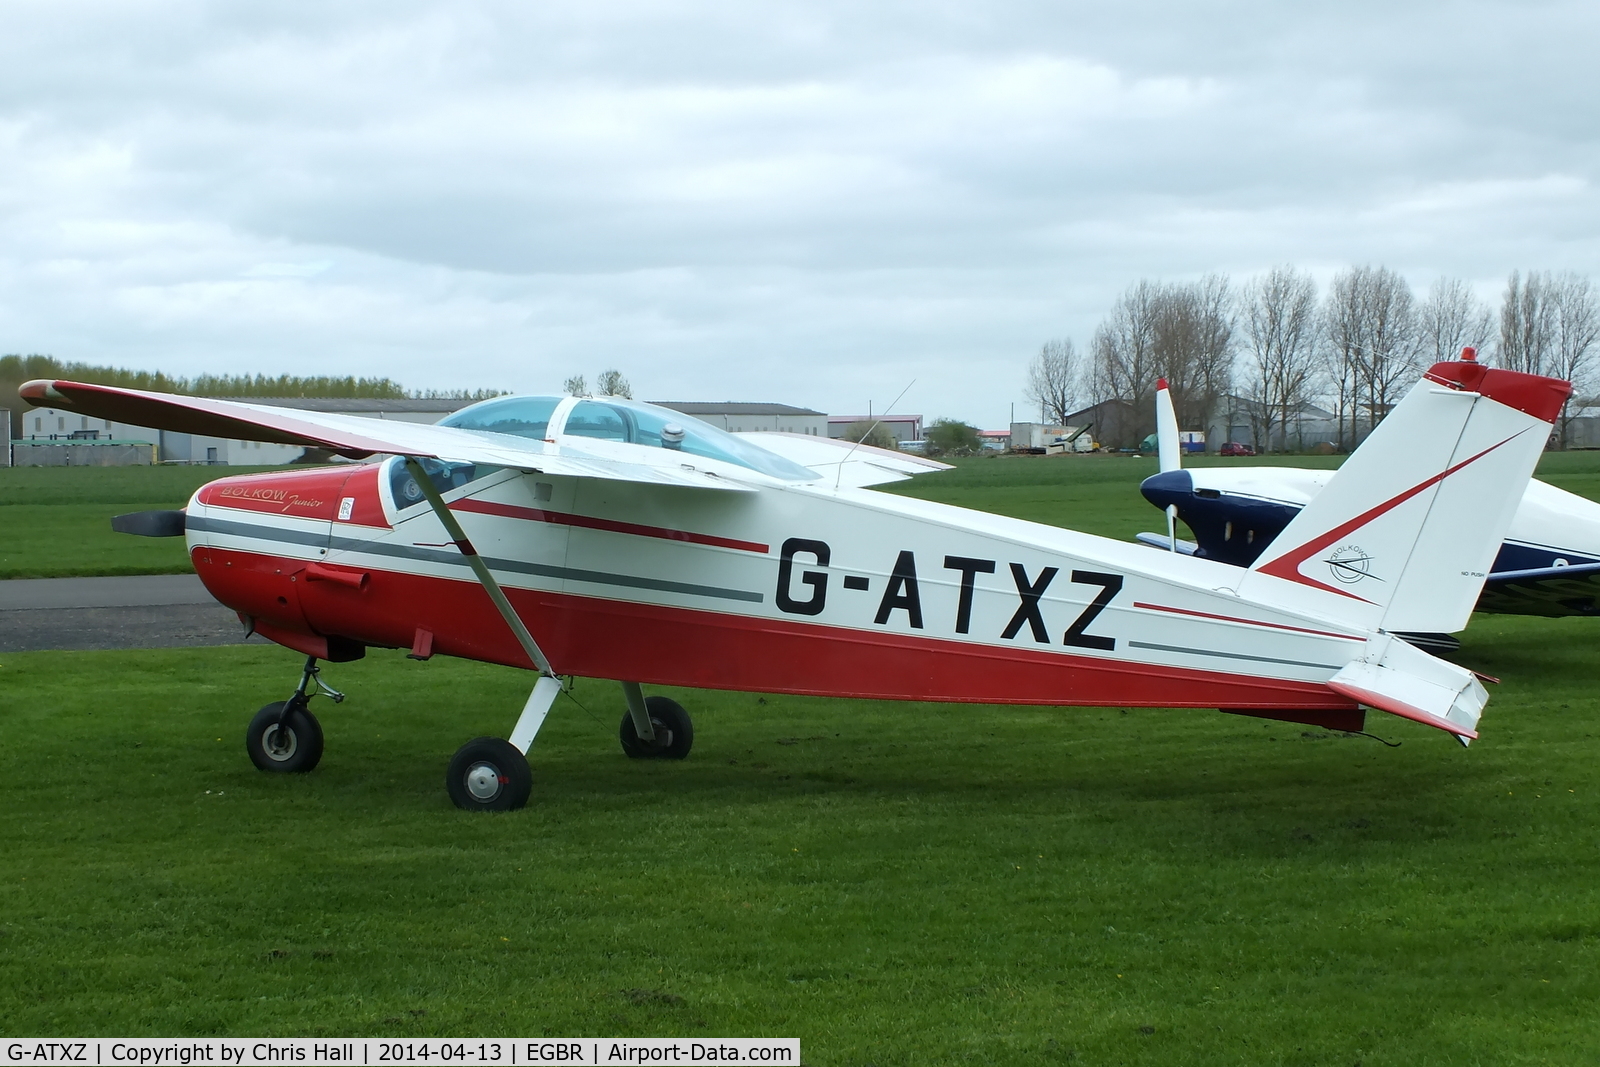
[2,1,1597,426]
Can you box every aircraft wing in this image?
[19,379,757,492]
[737,432,952,487]
[1476,561,1600,617]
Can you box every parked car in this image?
[1218,442,1256,456]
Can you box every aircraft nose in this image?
[1140,469,1193,509]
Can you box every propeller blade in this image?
[1156,377,1180,473]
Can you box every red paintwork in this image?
[250,618,337,661]
[1221,706,1367,732]
[1132,601,1364,641]
[304,561,370,590]
[19,379,408,457]
[1424,359,1570,423]
[449,497,769,554]
[197,464,389,527]
[1327,680,1477,739]
[195,546,1358,711]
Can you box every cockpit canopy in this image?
[438,395,819,482]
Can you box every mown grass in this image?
[1,619,1599,1061]
[3,453,1600,1060]
[0,466,275,578]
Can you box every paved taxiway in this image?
[0,574,265,652]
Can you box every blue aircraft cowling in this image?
[1138,469,1302,568]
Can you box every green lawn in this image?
[3,455,1600,1060]
[1,621,1598,1060]
[0,465,275,578]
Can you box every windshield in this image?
[387,456,488,509]
[437,396,561,440]
[563,398,818,481]
[438,393,818,481]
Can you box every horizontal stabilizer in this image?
[111,509,187,537]
[1326,634,1488,746]
[19,380,757,492]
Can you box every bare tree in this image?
[1322,265,1420,447]
[1024,339,1081,425]
[595,368,632,398]
[1157,273,1234,435]
[1242,266,1319,452]
[1498,270,1600,446]
[1088,276,1234,447]
[1500,270,1555,375]
[1546,273,1600,448]
[1089,279,1165,448]
[1419,276,1494,364]
[563,374,587,396]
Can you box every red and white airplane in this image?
[19,354,1570,810]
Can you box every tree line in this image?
[0,354,503,428]
[1026,267,1600,451]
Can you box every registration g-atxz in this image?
[19,356,1570,809]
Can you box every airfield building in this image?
[826,413,923,445]
[651,402,827,436]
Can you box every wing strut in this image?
[403,457,553,676]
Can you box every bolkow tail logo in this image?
[1325,544,1379,586]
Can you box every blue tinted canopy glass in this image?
[439,395,818,482]
[438,396,561,440]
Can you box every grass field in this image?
[0,465,274,579]
[3,454,1600,1061]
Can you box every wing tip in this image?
[18,379,62,403]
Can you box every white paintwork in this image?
[737,432,951,487]
[1156,383,1180,474]
[42,375,1562,743]
[1240,378,1549,634]
[508,675,564,754]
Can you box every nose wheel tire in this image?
[447,737,533,812]
[619,696,694,760]
[246,701,324,773]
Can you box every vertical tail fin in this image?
[1238,355,1569,634]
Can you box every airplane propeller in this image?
[1156,378,1180,551]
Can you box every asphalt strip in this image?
[0,574,266,652]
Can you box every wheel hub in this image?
[465,762,505,801]
[262,724,298,761]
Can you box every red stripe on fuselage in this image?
[1132,601,1365,641]
[449,497,769,554]
[198,547,1355,711]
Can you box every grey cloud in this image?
[0,1,1597,424]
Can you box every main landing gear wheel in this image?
[246,701,324,773]
[447,737,533,812]
[619,696,694,760]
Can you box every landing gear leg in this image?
[245,656,343,774]
[446,675,562,812]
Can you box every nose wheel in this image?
[244,655,341,774]
[246,700,324,773]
